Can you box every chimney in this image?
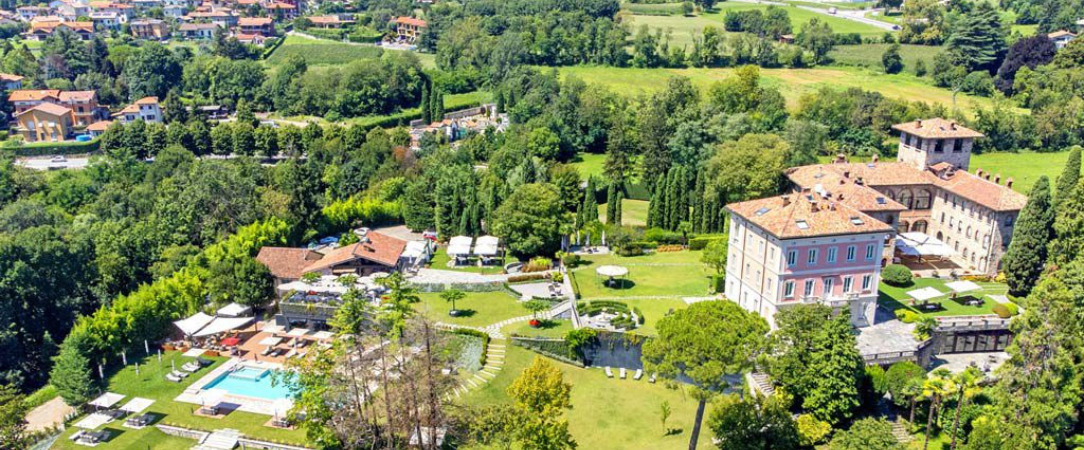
[871,154,879,162]
[984,173,991,180]
[843,170,851,179]
[1007,178,1014,189]
[856,176,865,185]
[994,174,1001,184]
[950,121,957,130]
[837,193,844,201]
[976,168,984,177]
[839,179,846,185]
[916,119,923,128]
[829,202,837,211]
[835,154,847,164]
[810,200,819,213]
[782,195,791,206]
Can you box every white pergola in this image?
[945,280,982,294]
[216,302,252,317]
[173,312,214,337]
[446,236,473,258]
[74,413,113,429]
[119,398,155,414]
[473,236,500,257]
[192,316,255,337]
[907,286,944,302]
[88,392,125,409]
[896,232,953,260]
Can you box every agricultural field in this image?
[829,43,944,71]
[265,34,383,67]
[557,65,1000,112]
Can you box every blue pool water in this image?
[203,367,294,400]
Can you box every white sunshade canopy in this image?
[287,328,310,337]
[119,397,154,414]
[174,312,215,336]
[596,265,629,277]
[446,236,473,256]
[192,317,255,337]
[907,286,945,302]
[89,392,125,408]
[182,348,207,357]
[946,280,982,293]
[196,389,225,406]
[896,232,954,257]
[74,413,113,429]
[473,236,499,256]
[402,240,429,259]
[216,302,252,317]
[258,336,284,346]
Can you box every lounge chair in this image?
[634,369,643,380]
[619,368,627,379]
[261,346,273,356]
[166,373,182,382]
[197,357,213,366]
[649,373,657,383]
[171,370,189,379]
[69,430,85,441]
[182,362,200,372]
[605,367,613,378]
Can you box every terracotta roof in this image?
[727,194,893,240]
[9,89,61,102]
[179,22,220,30]
[395,16,427,27]
[787,162,930,188]
[266,2,296,9]
[0,73,23,82]
[891,118,983,139]
[304,232,407,271]
[257,247,320,279]
[238,17,272,26]
[58,90,96,102]
[135,96,159,105]
[1048,30,1077,39]
[18,102,73,117]
[308,15,350,24]
[85,120,112,131]
[932,166,1027,211]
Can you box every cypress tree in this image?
[666,167,684,230]
[1049,177,1084,266]
[1003,176,1053,297]
[606,182,620,225]
[1053,146,1081,207]
[691,171,705,233]
[420,82,432,124]
[581,177,599,225]
[647,181,663,228]
[613,190,624,226]
[432,89,445,123]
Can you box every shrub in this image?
[796,414,832,447]
[992,303,1019,318]
[711,275,725,294]
[633,306,645,325]
[507,273,548,283]
[523,257,553,273]
[894,309,919,323]
[881,264,913,286]
[689,235,726,250]
[644,228,683,244]
[564,328,597,352]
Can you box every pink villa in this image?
[725,194,892,328]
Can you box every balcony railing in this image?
[799,293,860,307]
[279,301,340,320]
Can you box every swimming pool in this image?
[203,366,295,401]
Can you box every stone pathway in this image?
[410,268,509,285]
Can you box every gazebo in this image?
[595,265,629,288]
[473,235,501,265]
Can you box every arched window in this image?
[963,248,969,258]
[912,220,928,234]
[897,190,914,209]
[966,226,972,239]
[898,221,910,233]
[936,231,944,241]
[915,190,932,209]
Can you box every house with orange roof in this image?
[264,1,297,19]
[306,14,354,29]
[130,18,169,39]
[16,6,50,21]
[182,9,238,27]
[15,103,75,142]
[234,33,268,45]
[237,16,274,35]
[25,21,95,40]
[9,89,62,115]
[1048,30,1077,50]
[113,96,163,123]
[0,73,24,91]
[58,91,103,127]
[85,119,112,137]
[177,22,220,39]
[394,16,426,42]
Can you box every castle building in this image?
[725,118,1027,328]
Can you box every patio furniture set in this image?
[604,366,652,382]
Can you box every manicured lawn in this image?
[619,297,695,336]
[555,65,1000,112]
[54,351,306,449]
[570,250,712,300]
[428,247,512,275]
[266,34,383,67]
[461,345,718,449]
[878,278,1013,317]
[571,152,607,179]
[829,43,944,71]
[504,319,575,338]
[415,291,527,327]
[598,199,650,227]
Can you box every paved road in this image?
[733,0,898,31]
[16,157,91,170]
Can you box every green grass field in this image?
[571,152,607,179]
[598,199,650,227]
[428,248,512,275]
[266,34,383,67]
[461,345,718,449]
[571,250,712,300]
[878,278,1013,317]
[54,352,306,449]
[628,3,888,44]
[556,65,999,112]
[829,43,944,71]
[504,318,576,338]
[415,291,527,327]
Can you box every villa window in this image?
[915,190,932,209]
[941,212,946,223]
[897,190,914,209]
[823,278,834,296]
[862,274,872,291]
[804,280,815,297]
[827,247,837,263]
[784,281,795,298]
[807,249,818,265]
[912,220,928,234]
[950,139,961,153]
[846,245,856,262]
[843,276,854,293]
[865,244,876,260]
[1004,217,1014,227]
[787,250,797,267]
[933,139,944,153]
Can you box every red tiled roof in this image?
[18,102,73,117]
[305,232,407,272]
[59,90,96,102]
[0,73,24,82]
[1048,30,1076,39]
[891,118,983,139]
[8,89,60,102]
[257,247,320,279]
[238,17,273,26]
[395,16,427,27]
[85,120,112,131]
[727,194,893,240]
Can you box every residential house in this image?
[130,18,169,38]
[113,96,162,123]
[176,22,219,38]
[182,9,237,27]
[85,119,112,137]
[237,16,273,35]
[16,6,50,21]
[9,89,62,115]
[88,1,135,19]
[234,33,267,45]
[16,103,75,142]
[307,14,354,28]
[25,21,95,40]
[0,73,24,91]
[1049,30,1077,50]
[162,0,189,18]
[394,16,426,42]
[264,2,297,19]
[195,104,229,119]
[53,0,91,21]
[89,12,124,31]
[58,91,101,127]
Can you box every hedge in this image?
[992,303,1020,319]
[12,138,100,156]
[689,235,727,251]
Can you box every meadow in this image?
[557,65,999,112]
[829,43,944,71]
[265,34,383,67]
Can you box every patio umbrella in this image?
[220,337,241,347]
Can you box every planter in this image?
[529,319,541,328]
[449,309,461,317]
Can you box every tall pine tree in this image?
[580,176,599,226]
[606,182,620,225]
[945,2,1007,73]
[1002,176,1053,297]
[1049,177,1084,266]
[613,190,624,226]
[420,82,432,124]
[1053,146,1081,208]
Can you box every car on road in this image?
[51,155,67,163]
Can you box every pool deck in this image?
[175,359,293,416]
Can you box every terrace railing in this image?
[933,315,1012,332]
[279,301,340,320]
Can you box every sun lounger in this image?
[182,362,200,372]
[69,430,85,441]
[166,373,182,382]
[171,370,189,379]
[634,369,643,380]
[261,346,273,356]
[197,357,212,366]
[620,368,627,379]
[605,367,613,378]
[649,373,657,383]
